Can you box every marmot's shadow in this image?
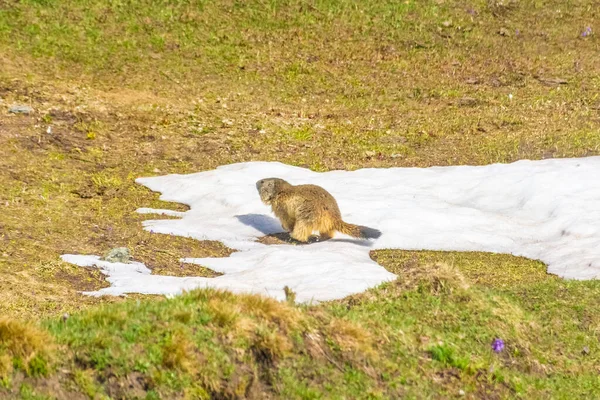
[259,232,373,247]
[235,214,301,244]
[235,213,283,235]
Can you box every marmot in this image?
[256,178,381,243]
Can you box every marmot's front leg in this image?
[279,216,294,233]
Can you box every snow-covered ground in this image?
[62,157,600,302]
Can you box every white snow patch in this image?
[62,157,600,302]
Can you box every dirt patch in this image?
[150,261,223,278]
[256,232,291,245]
[71,181,118,199]
[0,79,49,104]
[0,372,87,400]
[106,371,151,399]
[256,232,324,245]
[47,109,79,124]
[54,267,109,292]
[133,235,231,278]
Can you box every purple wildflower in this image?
[492,338,505,353]
[582,27,592,37]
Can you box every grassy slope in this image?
[0,0,599,398]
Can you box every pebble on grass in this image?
[9,105,33,114]
[103,247,132,263]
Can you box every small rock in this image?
[9,105,33,114]
[62,313,70,322]
[536,77,568,86]
[582,346,590,355]
[542,151,555,159]
[459,389,466,396]
[438,30,453,38]
[498,27,510,36]
[458,97,478,106]
[103,247,132,263]
[465,77,480,85]
[490,77,503,87]
[442,20,453,28]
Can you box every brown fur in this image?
[256,178,381,243]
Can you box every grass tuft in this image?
[0,318,53,378]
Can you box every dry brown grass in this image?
[0,318,53,377]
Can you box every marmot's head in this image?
[256,178,290,204]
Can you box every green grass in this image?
[0,0,599,397]
[2,263,600,398]
[328,262,600,397]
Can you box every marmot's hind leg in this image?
[290,221,313,243]
[318,230,335,241]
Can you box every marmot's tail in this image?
[337,221,382,240]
